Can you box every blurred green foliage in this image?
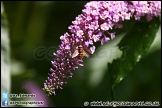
[2,1,161,107]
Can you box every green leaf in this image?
[1,2,11,94]
[108,17,160,99]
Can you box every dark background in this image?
[2,1,161,107]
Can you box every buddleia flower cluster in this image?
[43,1,161,95]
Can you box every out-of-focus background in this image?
[1,1,161,107]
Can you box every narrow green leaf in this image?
[1,2,11,94]
[108,17,160,99]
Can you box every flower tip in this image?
[90,46,95,54]
[65,44,70,49]
[79,64,84,66]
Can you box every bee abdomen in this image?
[78,53,83,59]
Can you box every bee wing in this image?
[84,48,92,54]
[83,50,90,58]
[72,50,79,58]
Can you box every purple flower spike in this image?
[43,1,161,95]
